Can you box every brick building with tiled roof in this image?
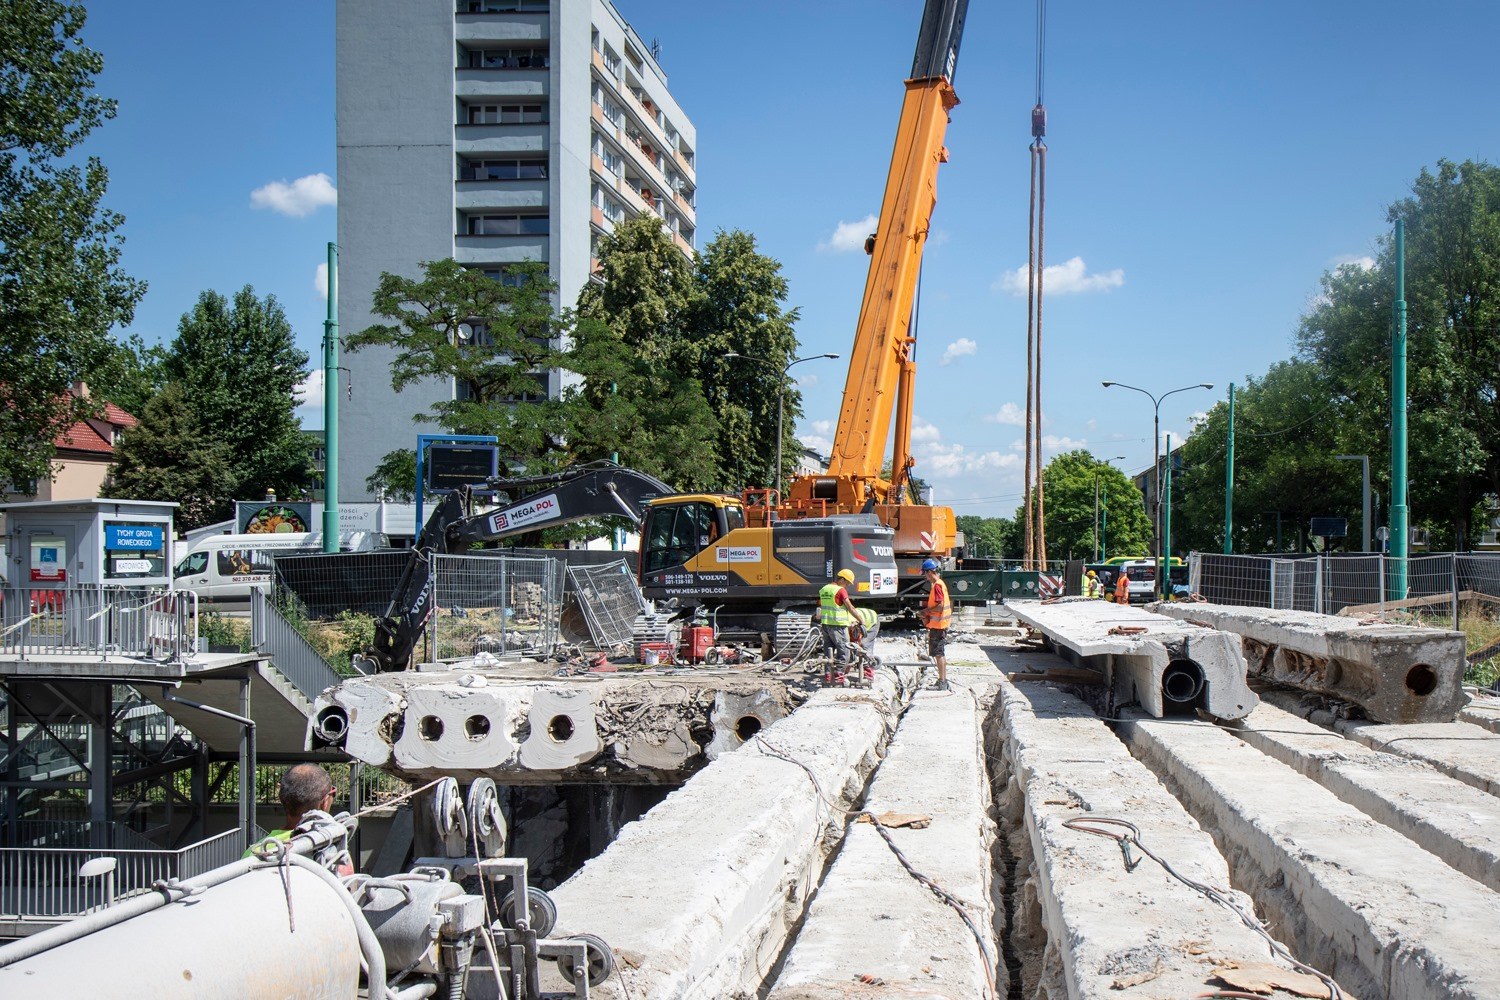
[2,384,137,503]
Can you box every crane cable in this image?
[1023,0,1049,570]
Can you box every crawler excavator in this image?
[747,0,966,599]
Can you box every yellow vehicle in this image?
[750,0,967,592]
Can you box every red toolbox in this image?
[680,626,715,664]
[637,641,674,665]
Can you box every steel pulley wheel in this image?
[431,777,467,839]
[499,886,557,937]
[556,933,615,987]
[465,777,507,856]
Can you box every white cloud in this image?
[910,415,942,443]
[315,262,328,299]
[1086,418,1098,430]
[1041,434,1087,451]
[983,402,1026,427]
[797,373,819,389]
[925,443,1021,478]
[799,419,835,456]
[251,172,337,217]
[939,337,978,366]
[817,213,877,253]
[1331,254,1376,271]
[295,369,324,409]
[993,256,1125,296]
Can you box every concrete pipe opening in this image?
[419,715,444,742]
[465,715,491,741]
[735,715,763,742]
[1405,664,1438,696]
[313,706,349,745]
[548,715,575,743]
[1162,659,1206,705]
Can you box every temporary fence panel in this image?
[429,554,562,661]
[566,559,647,649]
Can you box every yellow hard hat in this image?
[1087,570,1097,577]
[836,569,855,582]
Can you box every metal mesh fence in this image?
[566,559,647,648]
[272,551,411,619]
[429,553,562,661]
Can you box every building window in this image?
[460,0,549,11]
[465,47,550,70]
[591,182,625,224]
[467,213,550,236]
[590,133,622,177]
[472,266,531,287]
[602,43,621,78]
[457,375,549,404]
[465,102,546,125]
[460,157,547,181]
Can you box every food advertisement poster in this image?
[236,501,313,534]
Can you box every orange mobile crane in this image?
[749,0,965,587]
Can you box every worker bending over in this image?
[815,568,859,685]
[921,559,951,690]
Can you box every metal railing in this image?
[248,588,349,700]
[0,826,242,925]
[1,586,198,662]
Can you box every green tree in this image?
[1297,159,1500,548]
[955,514,1014,561]
[570,216,722,490]
[345,259,571,472]
[163,286,311,518]
[107,332,170,415]
[691,230,802,491]
[0,0,144,487]
[106,383,234,529]
[365,448,417,503]
[1020,450,1151,560]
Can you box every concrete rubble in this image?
[1003,598,1257,720]
[1151,600,1467,723]
[1121,707,1500,1000]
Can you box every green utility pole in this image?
[1163,433,1173,597]
[1390,220,1409,600]
[321,242,340,554]
[1101,485,1108,561]
[1223,382,1235,553]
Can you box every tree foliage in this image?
[158,287,311,519]
[106,383,234,529]
[345,259,572,473]
[1017,450,1151,561]
[365,448,417,503]
[955,514,1014,561]
[0,0,144,487]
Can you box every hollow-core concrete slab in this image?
[767,665,998,999]
[1121,709,1500,1000]
[1151,601,1466,723]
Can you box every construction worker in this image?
[245,764,354,875]
[814,568,858,684]
[849,605,880,685]
[921,558,951,690]
[1114,570,1131,605]
[1084,569,1103,599]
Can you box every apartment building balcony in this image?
[673,231,694,255]
[455,122,548,155]
[591,206,608,230]
[455,69,547,99]
[454,234,549,265]
[618,182,653,217]
[672,188,696,217]
[618,132,670,201]
[455,12,547,45]
[454,178,548,211]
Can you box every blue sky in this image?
[81,1,1500,518]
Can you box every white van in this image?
[1119,560,1156,604]
[173,531,386,601]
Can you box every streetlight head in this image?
[1201,383,1215,389]
[1101,381,1114,387]
[823,353,840,360]
[722,352,742,359]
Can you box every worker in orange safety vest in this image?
[921,559,951,691]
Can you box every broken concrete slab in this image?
[993,678,1305,999]
[1003,598,1256,720]
[766,666,998,999]
[1262,688,1500,798]
[1459,696,1500,734]
[1151,601,1466,723]
[1121,709,1500,1000]
[310,667,798,784]
[547,658,920,999]
[1227,702,1500,894]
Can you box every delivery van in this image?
[172,531,386,601]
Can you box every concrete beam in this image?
[1121,709,1500,1000]
[310,668,795,784]
[994,678,1303,998]
[1228,702,1500,893]
[1262,688,1500,798]
[1151,601,1466,723]
[547,658,920,999]
[766,665,999,999]
[1003,598,1256,720]
[1459,696,1500,734]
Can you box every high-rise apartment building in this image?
[335,0,698,499]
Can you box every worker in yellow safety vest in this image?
[921,559,952,691]
[1084,569,1103,599]
[813,568,858,684]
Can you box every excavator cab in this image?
[639,495,744,574]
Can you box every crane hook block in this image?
[864,233,877,256]
[1031,104,1047,139]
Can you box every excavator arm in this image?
[358,462,673,672]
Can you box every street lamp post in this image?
[724,352,839,493]
[1336,454,1371,552]
[1094,455,1125,562]
[1102,380,1214,599]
